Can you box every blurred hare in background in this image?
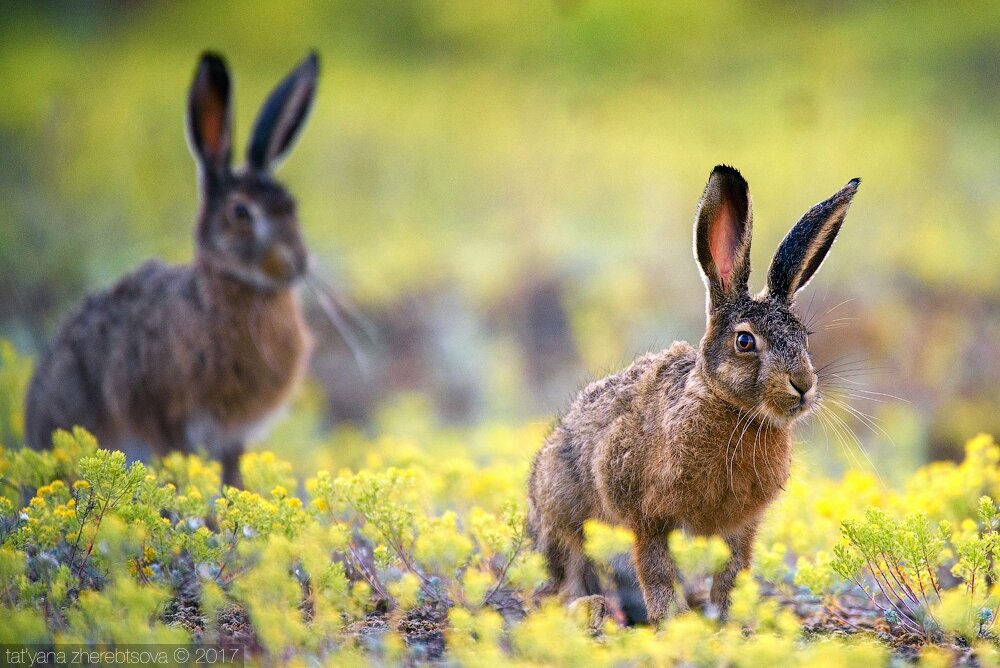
[26,51,320,487]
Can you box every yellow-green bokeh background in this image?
[2,1,998,479]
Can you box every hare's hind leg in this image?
[544,529,600,600]
[25,346,107,451]
[566,537,601,599]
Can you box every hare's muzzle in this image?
[784,369,818,414]
[261,243,307,285]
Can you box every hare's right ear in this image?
[694,165,754,310]
[764,178,859,302]
[187,53,232,181]
[247,52,319,172]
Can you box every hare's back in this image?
[529,343,697,528]
[566,342,696,428]
[54,261,193,362]
[25,260,193,448]
[550,344,697,472]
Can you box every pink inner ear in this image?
[201,94,225,157]
[709,204,738,291]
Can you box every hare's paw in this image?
[568,594,614,635]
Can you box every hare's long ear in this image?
[694,165,754,310]
[188,53,232,180]
[764,178,860,302]
[247,51,319,172]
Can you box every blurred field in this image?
[2,1,999,479]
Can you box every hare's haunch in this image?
[528,166,860,623]
[25,52,320,487]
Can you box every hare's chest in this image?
[681,432,791,535]
[636,425,791,535]
[201,293,312,429]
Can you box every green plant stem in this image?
[878,551,922,606]
[347,542,388,601]
[481,534,526,607]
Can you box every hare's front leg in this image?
[219,441,245,489]
[709,521,758,621]
[632,526,684,624]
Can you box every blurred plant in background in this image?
[1,3,999,478]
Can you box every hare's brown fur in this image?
[528,166,860,622]
[529,344,789,620]
[26,259,311,478]
[25,52,320,487]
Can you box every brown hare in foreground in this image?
[528,165,860,623]
[25,51,320,487]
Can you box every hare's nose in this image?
[262,244,303,282]
[788,374,816,404]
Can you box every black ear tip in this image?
[712,164,743,179]
[709,164,749,192]
[196,52,230,84]
[302,51,320,75]
[198,51,227,70]
[838,177,861,200]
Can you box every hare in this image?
[528,165,860,623]
[25,51,320,487]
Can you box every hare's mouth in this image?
[763,396,816,427]
[261,246,307,285]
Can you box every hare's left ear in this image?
[247,51,319,172]
[188,53,233,180]
[694,165,754,310]
[764,178,860,302]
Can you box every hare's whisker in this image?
[816,407,864,476]
[724,409,748,502]
[751,412,767,489]
[827,383,908,403]
[306,280,371,376]
[818,366,887,381]
[818,297,857,319]
[306,261,379,342]
[801,288,821,330]
[730,406,763,506]
[827,398,897,450]
[817,407,860,472]
[815,357,882,375]
[725,408,756,503]
[824,405,884,484]
[824,389,889,404]
[814,359,868,376]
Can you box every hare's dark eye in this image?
[230,202,253,225]
[735,332,756,353]
[229,202,253,228]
